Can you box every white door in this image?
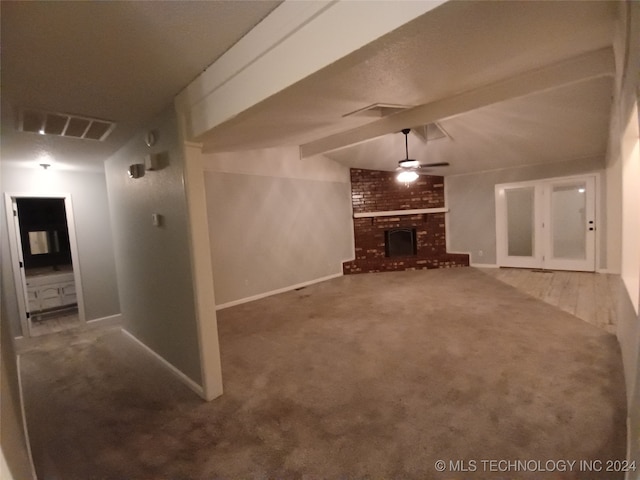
[544,177,596,271]
[496,175,597,272]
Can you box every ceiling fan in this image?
[396,128,449,182]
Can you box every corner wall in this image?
[202,147,353,307]
[609,2,640,475]
[105,106,203,386]
[0,166,120,336]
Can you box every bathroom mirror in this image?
[28,230,60,255]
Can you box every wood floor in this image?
[478,267,620,334]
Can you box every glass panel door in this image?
[496,175,596,272]
[545,177,595,271]
[496,185,542,269]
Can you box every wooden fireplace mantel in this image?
[353,207,449,219]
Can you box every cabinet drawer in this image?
[41,297,63,310]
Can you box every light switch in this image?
[152,213,163,227]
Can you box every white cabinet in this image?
[26,272,76,313]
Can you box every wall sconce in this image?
[39,163,51,170]
[128,163,145,179]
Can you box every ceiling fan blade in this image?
[418,162,450,168]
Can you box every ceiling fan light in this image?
[399,159,420,168]
[396,170,419,183]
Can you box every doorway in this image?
[495,174,597,272]
[5,193,85,337]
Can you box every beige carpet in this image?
[20,267,626,479]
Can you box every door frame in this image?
[495,173,601,272]
[4,192,86,338]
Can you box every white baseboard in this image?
[216,272,344,310]
[86,313,122,327]
[471,263,498,268]
[16,355,37,479]
[596,269,619,274]
[120,329,206,400]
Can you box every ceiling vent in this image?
[19,109,116,141]
[343,103,413,119]
[411,122,449,142]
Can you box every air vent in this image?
[343,103,413,119]
[412,122,449,142]
[19,109,115,141]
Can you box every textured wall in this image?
[203,147,353,306]
[104,106,202,385]
[344,169,468,274]
[0,166,120,336]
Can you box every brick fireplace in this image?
[343,168,469,274]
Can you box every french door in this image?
[496,175,596,272]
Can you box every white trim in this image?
[353,207,448,218]
[216,272,343,311]
[120,329,206,399]
[5,195,30,337]
[181,142,224,402]
[86,313,121,327]
[471,263,499,268]
[63,196,86,325]
[16,355,37,479]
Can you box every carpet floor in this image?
[20,267,627,479]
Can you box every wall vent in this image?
[19,109,116,141]
[343,103,413,119]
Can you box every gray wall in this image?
[202,147,353,306]
[1,166,120,336]
[446,157,606,266]
[611,2,640,475]
[105,106,202,385]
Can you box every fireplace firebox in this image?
[385,228,417,257]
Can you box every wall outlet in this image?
[478,250,484,257]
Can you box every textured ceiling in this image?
[0,0,281,170]
[1,0,618,176]
[199,1,616,154]
[325,76,614,176]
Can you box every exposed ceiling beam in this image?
[300,47,615,158]
[177,0,445,140]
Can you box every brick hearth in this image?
[343,168,469,274]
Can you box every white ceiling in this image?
[1,1,618,176]
[0,0,281,171]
